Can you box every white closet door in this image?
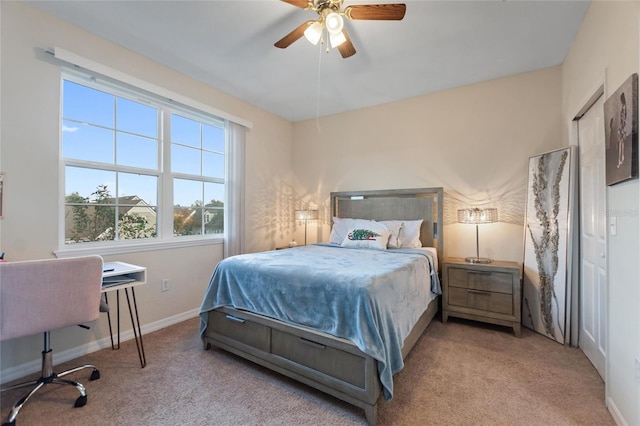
[577,94,607,379]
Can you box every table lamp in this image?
[295,209,319,246]
[457,207,498,264]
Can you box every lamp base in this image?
[465,256,493,264]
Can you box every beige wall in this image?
[0,2,293,373]
[292,66,563,263]
[562,1,640,425]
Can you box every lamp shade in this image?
[329,31,346,48]
[304,21,323,45]
[295,210,319,221]
[457,208,498,225]
[325,12,344,35]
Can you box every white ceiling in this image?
[27,0,590,122]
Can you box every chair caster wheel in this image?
[90,369,100,381]
[2,422,16,426]
[74,395,87,407]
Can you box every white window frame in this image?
[56,70,227,258]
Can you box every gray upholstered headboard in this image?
[330,187,444,270]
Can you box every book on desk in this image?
[102,275,136,288]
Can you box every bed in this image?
[200,187,443,424]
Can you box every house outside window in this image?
[61,73,226,248]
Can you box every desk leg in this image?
[116,289,121,349]
[103,293,115,350]
[125,288,147,368]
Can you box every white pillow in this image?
[329,217,377,245]
[379,220,403,249]
[341,226,391,250]
[399,219,424,248]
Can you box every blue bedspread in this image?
[199,243,441,400]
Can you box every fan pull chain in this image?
[320,28,329,54]
[324,33,330,54]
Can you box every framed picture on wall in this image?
[604,73,638,186]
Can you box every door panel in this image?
[578,94,607,379]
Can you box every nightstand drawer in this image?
[448,267,513,294]
[448,287,513,315]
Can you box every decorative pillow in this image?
[399,219,424,248]
[379,220,403,248]
[341,227,391,250]
[329,217,378,245]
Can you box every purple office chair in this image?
[0,256,104,425]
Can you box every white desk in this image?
[102,261,147,368]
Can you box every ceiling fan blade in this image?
[280,0,313,9]
[274,21,314,49]
[337,30,356,58]
[344,4,407,20]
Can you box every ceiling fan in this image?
[274,0,407,58]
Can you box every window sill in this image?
[54,237,224,258]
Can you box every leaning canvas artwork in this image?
[522,147,576,344]
[604,73,638,186]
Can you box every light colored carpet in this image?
[1,316,613,425]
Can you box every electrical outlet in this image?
[161,279,170,292]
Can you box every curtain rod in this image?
[45,46,253,130]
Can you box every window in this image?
[61,73,226,248]
[171,114,225,236]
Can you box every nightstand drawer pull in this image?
[468,271,491,275]
[467,289,490,295]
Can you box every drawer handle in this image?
[225,314,246,324]
[467,289,490,296]
[468,271,491,275]
[298,337,326,350]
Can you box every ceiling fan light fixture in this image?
[325,11,344,34]
[329,31,346,48]
[304,21,323,45]
[276,0,408,58]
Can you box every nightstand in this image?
[442,258,522,336]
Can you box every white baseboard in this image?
[607,396,628,426]
[0,308,200,385]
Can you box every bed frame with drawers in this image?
[202,187,444,424]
